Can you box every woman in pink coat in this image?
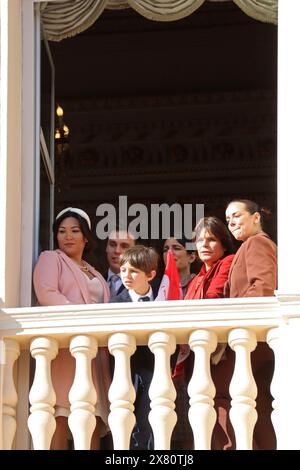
[33,207,110,449]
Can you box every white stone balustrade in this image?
[2,339,20,449]
[267,327,280,446]
[108,333,136,450]
[68,335,98,450]
[1,296,299,450]
[28,337,58,450]
[188,329,217,450]
[228,328,257,450]
[148,331,177,450]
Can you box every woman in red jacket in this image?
[185,216,235,300]
[182,217,236,450]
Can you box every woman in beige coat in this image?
[225,199,277,297]
[225,199,277,449]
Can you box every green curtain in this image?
[233,0,277,24]
[40,0,108,41]
[41,0,277,42]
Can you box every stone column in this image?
[148,331,177,450]
[108,333,136,450]
[228,329,257,450]
[28,337,58,450]
[2,339,20,449]
[188,329,217,450]
[277,0,300,294]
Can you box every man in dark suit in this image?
[110,245,159,450]
[106,228,136,296]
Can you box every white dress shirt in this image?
[129,286,153,302]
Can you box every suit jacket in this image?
[109,280,159,304]
[106,271,125,296]
[109,288,132,303]
[225,231,277,298]
[107,274,161,297]
[34,249,110,305]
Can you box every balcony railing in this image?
[1,296,300,450]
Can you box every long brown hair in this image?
[194,216,235,254]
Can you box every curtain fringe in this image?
[41,0,277,42]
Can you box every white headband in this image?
[56,207,91,230]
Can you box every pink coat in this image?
[33,249,110,305]
[33,250,111,430]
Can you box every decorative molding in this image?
[63,89,276,112]
[0,296,281,347]
[58,90,276,180]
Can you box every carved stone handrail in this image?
[2,296,300,450]
[0,297,282,349]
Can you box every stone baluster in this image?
[2,339,20,449]
[187,329,217,450]
[228,328,257,450]
[28,337,58,449]
[148,331,177,450]
[108,333,136,450]
[267,327,280,447]
[68,335,97,450]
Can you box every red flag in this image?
[155,250,188,378]
[155,250,183,301]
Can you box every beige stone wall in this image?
[0,0,22,307]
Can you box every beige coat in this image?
[226,231,277,298]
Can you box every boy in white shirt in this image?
[110,245,159,449]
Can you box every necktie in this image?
[109,274,120,296]
[138,296,150,302]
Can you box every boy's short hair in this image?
[120,245,159,274]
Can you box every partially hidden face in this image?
[57,217,87,259]
[120,261,155,296]
[106,230,135,274]
[163,238,195,273]
[225,202,260,241]
[196,229,225,268]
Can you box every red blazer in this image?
[185,255,234,300]
[226,231,277,298]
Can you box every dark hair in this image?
[120,245,159,274]
[53,210,97,252]
[108,225,136,243]
[194,216,235,254]
[226,199,271,229]
[163,235,196,254]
